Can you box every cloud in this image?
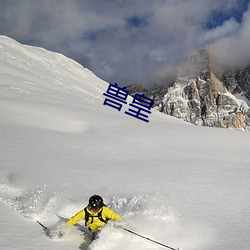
[200,18,240,45]
[209,4,250,69]
[0,0,249,87]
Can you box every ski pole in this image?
[122,227,180,250]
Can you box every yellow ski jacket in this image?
[67,206,121,233]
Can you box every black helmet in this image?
[89,195,104,210]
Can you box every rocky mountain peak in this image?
[161,49,250,129]
[177,49,210,78]
[128,49,250,130]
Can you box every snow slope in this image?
[0,36,250,250]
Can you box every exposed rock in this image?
[126,83,146,96]
[217,66,250,100]
[127,49,250,130]
[158,49,250,129]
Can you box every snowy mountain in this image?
[0,36,250,250]
[128,49,250,130]
[217,65,250,100]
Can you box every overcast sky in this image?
[0,0,249,87]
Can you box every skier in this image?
[66,194,121,239]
